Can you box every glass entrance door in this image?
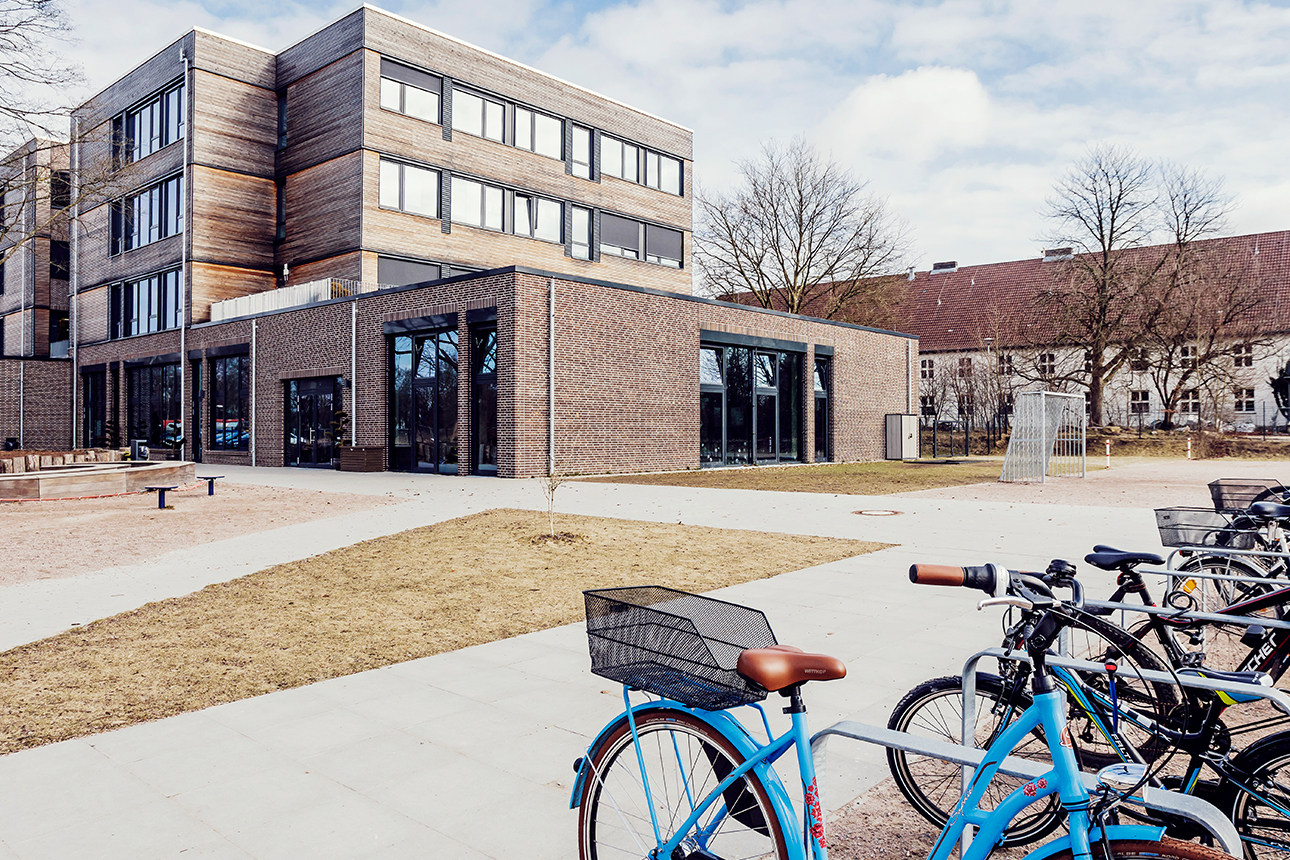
[285,377,338,466]
[471,328,497,475]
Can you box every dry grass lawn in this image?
[577,459,1003,494]
[0,508,885,754]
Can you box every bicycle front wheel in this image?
[1222,731,1290,859]
[577,708,789,860]
[886,673,1064,847]
[1045,837,1242,859]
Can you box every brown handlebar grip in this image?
[909,564,966,586]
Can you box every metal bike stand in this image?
[810,642,1283,857]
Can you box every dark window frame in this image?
[208,353,250,451]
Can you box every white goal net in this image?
[1000,391,1086,483]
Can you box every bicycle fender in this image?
[1018,825,1166,860]
[569,699,798,847]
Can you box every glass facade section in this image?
[127,363,181,447]
[699,344,806,467]
[390,331,458,473]
[284,377,339,466]
[472,328,498,474]
[83,370,107,448]
[209,355,249,450]
[814,358,830,462]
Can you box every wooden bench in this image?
[197,475,224,496]
[144,485,179,509]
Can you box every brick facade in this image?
[76,267,916,476]
[0,359,71,449]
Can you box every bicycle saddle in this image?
[737,645,846,692]
[1084,548,1164,570]
[1248,501,1290,520]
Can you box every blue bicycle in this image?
[571,579,1239,860]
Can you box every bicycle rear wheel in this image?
[577,708,789,860]
[1221,731,1290,859]
[886,673,1065,847]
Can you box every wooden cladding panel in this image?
[191,165,276,267]
[281,151,363,266]
[78,228,183,292]
[77,34,191,129]
[276,8,365,88]
[278,50,365,176]
[192,70,277,176]
[192,30,276,90]
[191,261,274,324]
[289,251,364,285]
[362,7,692,160]
[76,286,109,344]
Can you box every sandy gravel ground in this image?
[898,456,1289,508]
[0,482,396,586]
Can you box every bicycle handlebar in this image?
[908,563,998,593]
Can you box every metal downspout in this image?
[548,277,555,476]
[179,47,192,459]
[70,115,80,448]
[351,300,357,435]
[250,319,257,466]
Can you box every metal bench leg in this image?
[157,489,167,509]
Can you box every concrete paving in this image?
[0,464,1204,858]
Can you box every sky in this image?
[54,0,1290,270]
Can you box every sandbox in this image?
[0,460,197,501]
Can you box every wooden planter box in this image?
[335,446,384,472]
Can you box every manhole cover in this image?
[853,509,903,516]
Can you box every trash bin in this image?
[130,439,150,461]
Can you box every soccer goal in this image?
[1000,391,1086,482]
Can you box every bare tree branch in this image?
[695,137,911,325]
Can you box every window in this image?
[277,91,287,149]
[601,135,682,195]
[513,194,562,243]
[571,125,592,179]
[920,358,934,379]
[514,107,562,159]
[1235,387,1255,413]
[1038,352,1056,377]
[114,80,185,165]
[49,240,69,280]
[379,59,442,124]
[127,363,181,447]
[957,394,974,418]
[599,212,682,267]
[1131,390,1149,415]
[379,159,440,218]
[210,354,250,450]
[1129,349,1149,372]
[452,89,504,142]
[110,268,182,339]
[570,206,591,260]
[1000,393,1014,416]
[450,177,503,231]
[1083,350,1093,373]
[920,395,936,418]
[1180,389,1199,413]
[50,170,70,210]
[1181,345,1197,370]
[110,174,183,254]
[997,354,1014,375]
[957,356,972,378]
[1233,344,1253,368]
[0,260,5,295]
[275,180,286,241]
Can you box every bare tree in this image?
[696,138,910,325]
[0,0,79,144]
[1033,147,1236,425]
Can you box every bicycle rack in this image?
[811,643,1282,857]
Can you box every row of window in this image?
[378,157,683,267]
[920,388,1260,419]
[113,81,185,166]
[110,174,183,255]
[108,268,182,340]
[378,58,684,195]
[923,345,1260,380]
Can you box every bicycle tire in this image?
[1063,612,1180,771]
[1174,555,1287,677]
[577,708,790,860]
[1219,730,1290,860]
[886,673,1065,847]
[1044,837,1242,860]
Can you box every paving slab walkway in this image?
[0,459,1276,858]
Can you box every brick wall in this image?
[0,358,71,449]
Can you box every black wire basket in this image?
[584,585,777,711]
[1155,506,1258,549]
[1208,479,1290,514]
